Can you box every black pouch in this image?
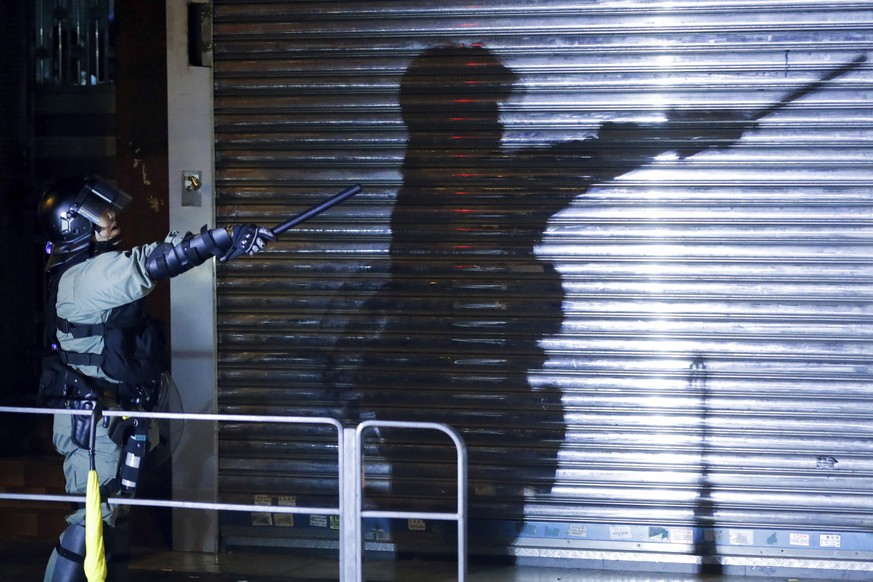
[38,353,69,407]
[107,416,137,446]
[38,353,91,408]
[69,396,99,449]
[38,353,101,448]
[101,316,169,384]
[118,378,162,411]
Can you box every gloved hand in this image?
[220,224,277,262]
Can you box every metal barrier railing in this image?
[0,406,347,572]
[0,406,467,581]
[353,420,467,582]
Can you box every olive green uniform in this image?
[44,232,183,582]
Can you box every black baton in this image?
[271,184,362,236]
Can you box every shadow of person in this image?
[324,43,755,563]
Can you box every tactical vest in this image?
[46,253,170,386]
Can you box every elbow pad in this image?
[145,226,232,280]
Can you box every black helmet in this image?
[38,176,132,245]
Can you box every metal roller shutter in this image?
[211,0,873,572]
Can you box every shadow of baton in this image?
[751,54,867,121]
[271,184,363,236]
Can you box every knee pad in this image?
[49,522,87,582]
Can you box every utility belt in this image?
[39,351,161,411]
[38,352,102,409]
[38,353,157,496]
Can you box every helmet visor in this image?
[74,177,133,224]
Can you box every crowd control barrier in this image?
[0,405,467,581]
[351,420,467,582]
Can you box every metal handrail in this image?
[354,420,467,582]
[0,406,467,582]
[0,406,347,568]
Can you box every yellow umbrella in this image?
[84,406,107,582]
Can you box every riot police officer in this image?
[37,176,275,582]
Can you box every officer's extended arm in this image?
[144,184,362,280]
[145,223,275,280]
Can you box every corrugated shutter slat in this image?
[212,0,873,567]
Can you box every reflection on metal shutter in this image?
[212,0,873,571]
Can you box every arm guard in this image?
[145,226,232,280]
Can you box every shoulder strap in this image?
[44,251,92,346]
[58,350,104,367]
[56,317,107,339]
[49,252,133,341]
[44,251,107,368]
[54,299,149,369]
